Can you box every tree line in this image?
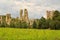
[0,10,60,30]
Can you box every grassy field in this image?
[0,28,60,40]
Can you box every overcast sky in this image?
[0,0,60,19]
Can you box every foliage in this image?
[0,22,8,27]
[49,10,60,29]
[21,22,28,28]
[38,17,49,29]
[0,10,60,29]
[33,21,37,28]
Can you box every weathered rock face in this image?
[24,9,29,23]
[0,14,11,25]
[6,14,11,25]
[0,15,6,24]
[46,11,54,20]
[20,9,23,21]
[0,16,3,24]
[20,9,29,23]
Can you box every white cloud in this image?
[0,0,60,18]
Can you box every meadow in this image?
[0,28,60,40]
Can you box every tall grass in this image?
[0,28,60,40]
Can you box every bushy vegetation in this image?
[32,10,60,29]
[0,10,60,30]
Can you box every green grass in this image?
[0,28,60,40]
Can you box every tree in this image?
[53,10,60,20]
[14,22,20,28]
[19,21,28,28]
[33,21,37,29]
[49,20,60,30]
[23,22,28,28]
[0,21,8,27]
[49,10,60,29]
[49,20,56,29]
[10,21,15,28]
[55,21,60,30]
[38,17,49,29]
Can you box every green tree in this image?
[49,10,60,29]
[0,21,8,27]
[33,21,37,28]
[53,10,60,20]
[55,21,60,29]
[20,22,28,28]
[38,17,49,29]
[10,21,15,28]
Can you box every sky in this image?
[0,0,60,19]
